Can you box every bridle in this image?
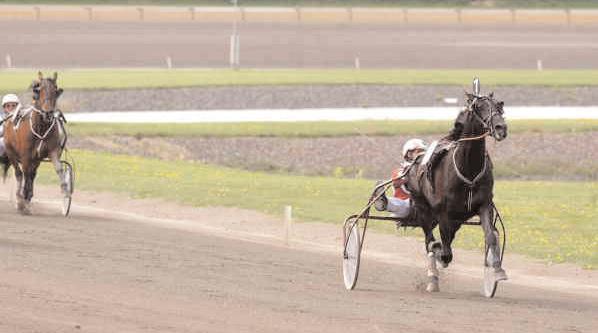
[462,95,504,142]
[28,79,66,154]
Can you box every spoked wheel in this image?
[61,161,74,217]
[342,216,362,290]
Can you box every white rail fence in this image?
[66,106,598,123]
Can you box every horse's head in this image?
[31,71,63,116]
[456,91,507,141]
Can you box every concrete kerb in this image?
[0,5,596,25]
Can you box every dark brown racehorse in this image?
[3,71,65,214]
[405,86,508,293]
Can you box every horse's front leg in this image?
[439,215,459,268]
[422,223,440,292]
[480,204,508,279]
[13,162,25,211]
[17,162,36,215]
[50,152,66,195]
[23,163,39,202]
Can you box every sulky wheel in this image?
[482,245,507,298]
[342,217,362,290]
[61,161,74,217]
[483,266,499,298]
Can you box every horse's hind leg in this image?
[480,204,507,279]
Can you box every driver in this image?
[0,94,21,159]
[373,138,428,219]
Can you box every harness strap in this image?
[29,112,57,141]
[452,145,488,211]
[452,145,488,187]
[25,106,65,157]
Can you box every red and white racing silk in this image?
[391,167,410,200]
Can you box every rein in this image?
[457,131,489,142]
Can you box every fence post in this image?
[5,54,12,69]
[284,205,292,246]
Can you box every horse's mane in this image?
[444,110,467,142]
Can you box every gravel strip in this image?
[70,132,598,181]
[42,85,598,113]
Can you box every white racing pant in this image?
[0,124,4,156]
[387,197,410,218]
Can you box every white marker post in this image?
[234,34,240,68]
[354,57,360,70]
[537,59,543,71]
[284,205,292,246]
[5,54,12,68]
[229,34,240,69]
[166,56,173,69]
[229,0,240,70]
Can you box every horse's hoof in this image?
[20,201,33,215]
[483,267,507,298]
[18,206,31,215]
[494,268,508,281]
[436,259,449,268]
[426,282,440,292]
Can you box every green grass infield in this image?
[3,69,598,93]
[37,150,598,269]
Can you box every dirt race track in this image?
[0,184,596,333]
[2,21,598,69]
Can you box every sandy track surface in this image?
[0,182,596,332]
[1,22,598,69]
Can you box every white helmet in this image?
[402,138,427,160]
[2,94,20,107]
